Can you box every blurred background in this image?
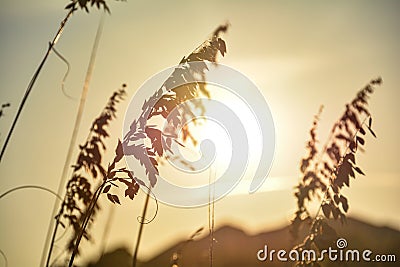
[0,0,399,266]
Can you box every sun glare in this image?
[158,83,268,193]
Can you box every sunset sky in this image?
[0,0,399,266]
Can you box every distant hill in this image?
[86,217,399,267]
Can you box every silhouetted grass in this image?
[66,24,229,267]
[291,78,383,266]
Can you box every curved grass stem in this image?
[0,8,74,162]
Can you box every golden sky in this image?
[0,0,399,266]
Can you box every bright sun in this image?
[159,84,265,193]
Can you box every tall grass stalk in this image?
[99,205,115,256]
[42,14,106,267]
[291,78,382,266]
[0,9,74,162]
[68,182,106,267]
[66,23,228,267]
[132,187,151,267]
[208,166,216,267]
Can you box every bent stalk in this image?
[0,9,74,162]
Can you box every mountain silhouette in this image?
[86,217,399,267]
